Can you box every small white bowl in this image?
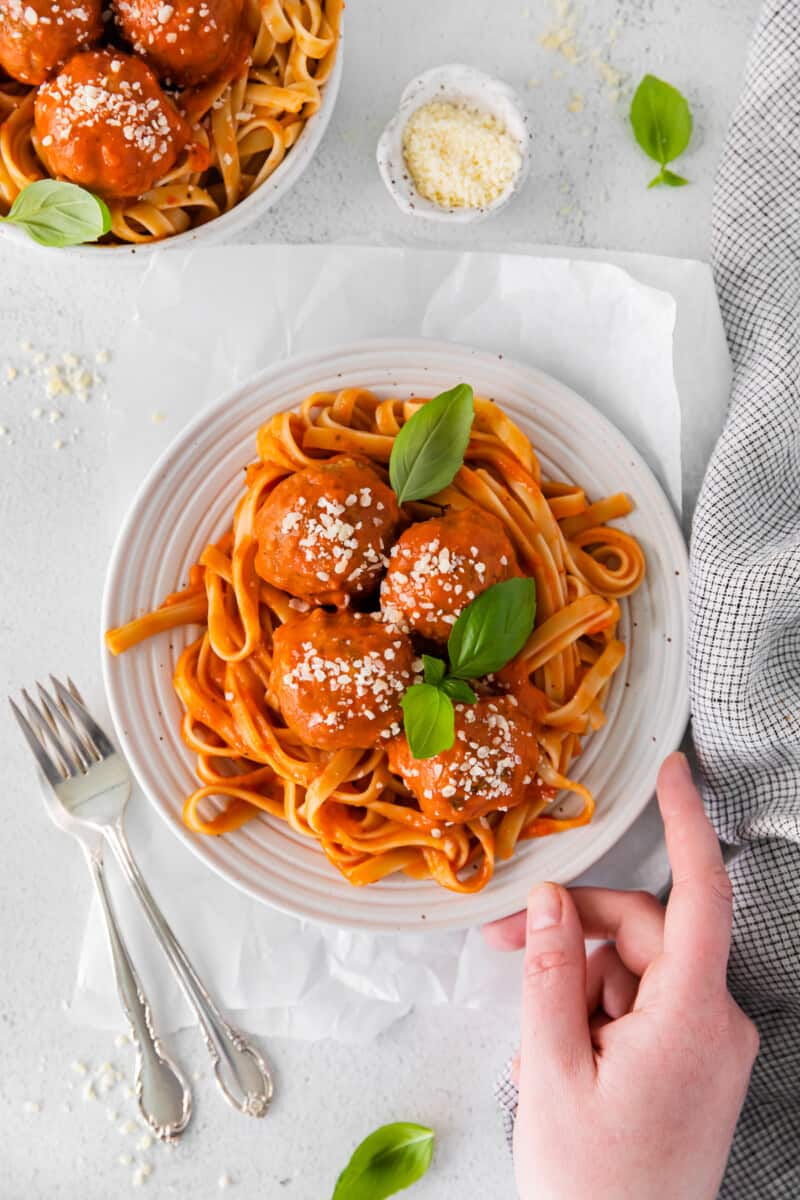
[377,64,531,224]
[0,26,343,259]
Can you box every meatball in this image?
[113,0,244,86]
[255,457,401,605]
[381,506,520,643]
[34,50,191,200]
[0,0,103,86]
[270,609,417,751]
[388,696,539,824]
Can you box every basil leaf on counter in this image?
[422,654,446,686]
[630,74,693,189]
[389,383,474,504]
[656,167,689,188]
[401,684,454,760]
[439,677,477,704]
[1,180,111,247]
[332,1122,435,1200]
[447,577,536,680]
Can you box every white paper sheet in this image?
[72,243,731,1042]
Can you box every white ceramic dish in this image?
[102,338,689,933]
[0,31,343,260]
[377,64,531,223]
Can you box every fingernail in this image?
[528,882,562,931]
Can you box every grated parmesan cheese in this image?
[402,101,522,210]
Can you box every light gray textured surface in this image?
[0,1,758,1198]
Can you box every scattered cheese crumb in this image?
[219,1175,233,1190]
[568,92,584,113]
[132,1163,152,1187]
[22,1100,42,1114]
[52,439,65,450]
[402,101,522,210]
[5,365,17,382]
[151,411,166,424]
[119,1119,138,1134]
[119,1154,134,1167]
[71,1061,89,1075]
[96,349,110,364]
[114,1033,130,1048]
[137,1135,153,1152]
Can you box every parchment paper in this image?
[71,243,731,1041]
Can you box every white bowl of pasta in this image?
[0,0,343,254]
[102,338,689,932]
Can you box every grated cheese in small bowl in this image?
[377,65,530,222]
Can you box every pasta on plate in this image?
[106,387,646,894]
[0,0,341,243]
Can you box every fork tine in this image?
[37,682,94,772]
[50,676,116,759]
[66,677,86,706]
[9,697,65,786]
[49,676,100,762]
[21,688,79,779]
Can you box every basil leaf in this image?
[401,684,454,759]
[332,1122,435,1200]
[389,384,474,504]
[2,180,111,247]
[659,168,689,188]
[448,578,536,679]
[440,677,477,704]
[630,74,692,185]
[422,654,446,686]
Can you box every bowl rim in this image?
[0,25,344,259]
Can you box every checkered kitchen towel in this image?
[497,4,800,1195]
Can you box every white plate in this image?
[102,338,689,932]
[0,30,343,259]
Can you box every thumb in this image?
[519,883,594,1101]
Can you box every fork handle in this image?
[85,845,192,1141]
[104,824,274,1118]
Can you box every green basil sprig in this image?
[389,383,474,504]
[629,74,693,189]
[401,577,537,759]
[332,1122,435,1200]
[400,684,454,761]
[448,577,537,678]
[1,180,111,247]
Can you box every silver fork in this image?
[10,681,191,1142]
[11,677,274,1122]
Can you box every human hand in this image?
[483,752,759,1200]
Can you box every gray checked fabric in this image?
[692,0,800,1193]
[497,3,800,1195]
